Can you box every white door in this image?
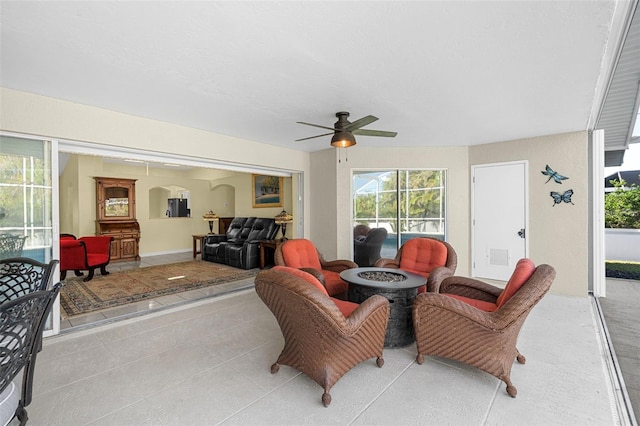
[472,161,528,281]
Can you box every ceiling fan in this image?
[296,111,397,148]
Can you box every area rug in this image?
[60,261,258,317]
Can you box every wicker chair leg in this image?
[322,391,332,407]
[376,357,384,368]
[270,363,280,374]
[505,380,517,398]
[516,349,526,364]
[416,354,424,364]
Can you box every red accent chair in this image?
[412,259,556,397]
[255,266,389,407]
[274,238,357,298]
[374,237,457,293]
[59,235,114,282]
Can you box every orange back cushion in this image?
[281,239,322,270]
[445,293,497,312]
[399,238,448,273]
[496,258,536,308]
[272,265,328,296]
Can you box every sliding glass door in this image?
[0,133,58,334]
[353,169,447,259]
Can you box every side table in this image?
[192,234,206,259]
[258,240,279,269]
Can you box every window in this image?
[0,135,54,262]
[353,169,446,258]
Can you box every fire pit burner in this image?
[341,267,427,348]
[357,271,407,282]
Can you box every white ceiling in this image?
[0,1,636,153]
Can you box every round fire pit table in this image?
[340,267,426,348]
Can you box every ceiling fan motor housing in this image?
[334,111,351,129]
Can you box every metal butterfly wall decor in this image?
[541,165,569,184]
[550,189,574,206]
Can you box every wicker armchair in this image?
[254,266,390,407]
[374,237,457,292]
[274,238,357,298]
[354,227,388,267]
[0,283,63,425]
[412,259,556,397]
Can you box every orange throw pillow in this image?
[496,258,536,308]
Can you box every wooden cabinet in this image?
[94,177,140,261]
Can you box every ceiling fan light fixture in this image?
[330,131,356,148]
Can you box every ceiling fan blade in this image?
[352,129,398,137]
[295,132,334,142]
[296,121,338,131]
[345,115,378,131]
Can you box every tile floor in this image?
[19,253,633,425]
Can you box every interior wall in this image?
[308,149,339,257]
[0,88,312,238]
[60,155,293,255]
[58,154,80,236]
[324,146,471,276]
[469,131,589,296]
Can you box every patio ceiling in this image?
[1,1,638,159]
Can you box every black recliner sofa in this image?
[202,217,279,269]
[226,218,279,269]
[203,217,250,264]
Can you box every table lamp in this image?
[202,211,219,233]
[274,209,293,241]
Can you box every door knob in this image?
[517,228,526,238]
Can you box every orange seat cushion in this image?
[322,270,348,296]
[272,265,328,296]
[445,293,497,312]
[399,239,448,275]
[280,240,348,296]
[331,298,359,317]
[496,258,536,308]
[280,240,322,270]
[272,265,357,317]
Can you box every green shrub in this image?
[605,178,640,229]
[606,261,640,280]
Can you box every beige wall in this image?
[310,146,471,276]
[1,88,311,239]
[469,131,590,296]
[310,133,589,296]
[2,88,591,296]
[60,155,293,254]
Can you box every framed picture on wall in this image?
[252,174,283,208]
